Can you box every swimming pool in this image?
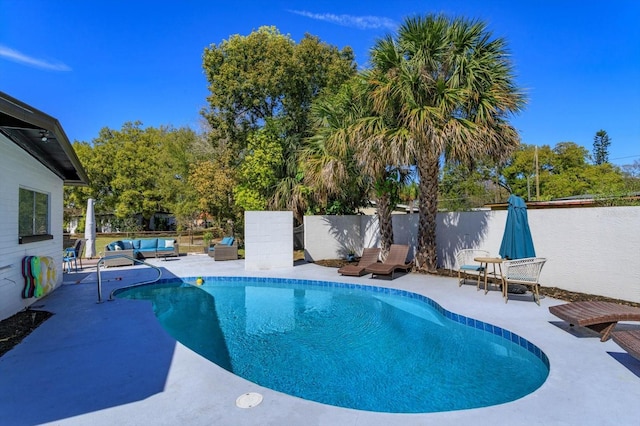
[115,277,549,413]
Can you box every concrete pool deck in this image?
[1,255,640,425]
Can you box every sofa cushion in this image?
[108,241,125,251]
[156,240,175,252]
[221,237,234,246]
[132,239,141,249]
[139,239,158,250]
[121,240,134,250]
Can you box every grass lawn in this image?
[94,234,212,256]
[92,234,248,257]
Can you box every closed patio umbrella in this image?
[84,198,96,258]
[499,194,536,260]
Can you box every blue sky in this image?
[2,0,639,165]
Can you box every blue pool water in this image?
[115,277,549,413]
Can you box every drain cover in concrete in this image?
[236,392,263,408]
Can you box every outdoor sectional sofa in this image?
[103,237,179,267]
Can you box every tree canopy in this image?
[65,122,201,232]
[201,26,357,221]
[64,23,640,262]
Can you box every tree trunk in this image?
[415,155,440,272]
[375,192,394,260]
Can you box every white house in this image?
[0,91,89,320]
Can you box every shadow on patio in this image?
[0,266,182,425]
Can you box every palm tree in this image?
[303,77,403,257]
[366,14,525,272]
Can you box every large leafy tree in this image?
[156,127,201,231]
[188,147,237,227]
[63,141,96,231]
[500,142,629,200]
[202,27,355,147]
[439,162,497,210]
[501,144,554,200]
[65,123,201,231]
[234,126,283,211]
[366,15,525,272]
[202,26,356,221]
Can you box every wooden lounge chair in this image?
[337,247,381,276]
[611,330,640,361]
[549,301,640,342]
[365,244,411,279]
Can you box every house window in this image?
[19,187,52,243]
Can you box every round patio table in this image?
[474,257,505,296]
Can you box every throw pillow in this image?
[165,240,174,248]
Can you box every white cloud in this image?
[289,10,397,30]
[0,45,71,71]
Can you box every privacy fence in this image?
[304,206,640,303]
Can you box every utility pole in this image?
[535,146,540,200]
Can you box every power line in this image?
[611,154,640,160]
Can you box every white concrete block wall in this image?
[303,215,363,261]
[360,215,380,250]
[304,207,640,303]
[0,135,64,320]
[435,210,506,269]
[529,207,640,302]
[245,211,293,270]
[391,214,419,260]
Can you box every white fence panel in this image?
[303,206,640,303]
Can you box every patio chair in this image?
[74,238,87,269]
[63,247,77,273]
[63,238,86,272]
[337,247,381,276]
[549,301,640,341]
[502,257,547,305]
[364,244,411,279]
[209,237,238,261]
[611,330,640,361]
[454,249,489,289]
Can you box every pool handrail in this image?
[95,254,162,303]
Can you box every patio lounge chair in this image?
[337,247,381,276]
[454,249,489,288]
[502,257,546,305]
[549,301,640,341]
[208,237,238,261]
[365,244,411,279]
[611,330,640,361]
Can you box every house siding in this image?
[0,134,64,320]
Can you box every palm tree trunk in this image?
[375,192,394,260]
[416,155,440,272]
